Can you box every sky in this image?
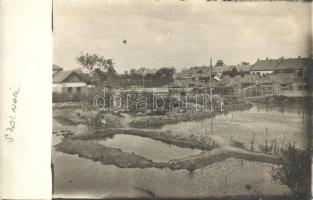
[53,0,312,73]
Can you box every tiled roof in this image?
[212,65,233,73]
[53,71,78,83]
[53,64,63,70]
[234,65,252,72]
[251,58,312,71]
[275,58,311,70]
[250,59,280,71]
[175,66,211,78]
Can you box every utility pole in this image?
[210,58,213,111]
[209,58,213,135]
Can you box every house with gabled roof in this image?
[250,58,280,76]
[53,64,63,76]
[53,65,89,94]
[249,57,312,91]
[274,57,311,73]
[271,57,312,91]
[173,66,212,88]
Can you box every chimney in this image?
[298,56,301,58]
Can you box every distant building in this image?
[234,63,252,73]
[274,57,311,73]
[250,58,279,76]
[53,64,63,76]
[173,66,211,88]
[53,65,89,94]
[250,57,312,91]
[113,87,169,95]
[271,57,312,91]
[212,65,233,74]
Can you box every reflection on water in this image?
[254,103,306,116]
[163,102,307,151]
[94,134,202,162]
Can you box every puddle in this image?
[94,134,202,162]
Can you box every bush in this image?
[270,145,311,199]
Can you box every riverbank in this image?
[55,137,286,172]
[71,128,219,150]
[55,139,166,169]
[129,99,252,128]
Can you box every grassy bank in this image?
[71,128,219,150]
[55,138,285,172]
[129,99,252,128]
[55,139,166,169]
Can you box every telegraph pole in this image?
[210,58,213,111]
[209,58,213,135]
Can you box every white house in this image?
[53,65,88,94]
[250,58,279,76]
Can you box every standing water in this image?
[94,134,202,162]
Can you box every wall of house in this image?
[250,71,273,76]
[53,82,88,94]
[52,83,63,93]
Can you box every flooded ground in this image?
[52,102,306,198]
[52,146,289,198]
[163,103,307,152]
[94,134,202,162]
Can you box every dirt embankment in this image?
[129,100,252,128]
[55,139,166,169]
[71,128,229,150]
[55,139,286,172]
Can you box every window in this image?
[67,87,72,94]
[77,87,81,94]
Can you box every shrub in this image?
[270,145,311,199]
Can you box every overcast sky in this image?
[53,0,312,73]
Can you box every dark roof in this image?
[53,64,63,70]
[174,66,211,78]
[212,65,233,73]
[251,58,312,71]
[250,59,280,71]
[234,64,252,72]
[275,58,311,70]
[53,71,85,83]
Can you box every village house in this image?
[173,66,212,88]
[173,64,250,91]
[248,57,312,92]
[250,58,279,76]
[53,64,63,76]
[53,65,89,95]
[271,57,312,91]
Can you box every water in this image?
[163,104,307,151]
[94,134,202,162]
[53,102,303,198]
[52,149,289,198]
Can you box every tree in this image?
[153,67,176,81]
[76,52,116,74]
[241,61,250,65]
[215,59,224,67]
[229,67,239,77]
[76,52,117,85]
